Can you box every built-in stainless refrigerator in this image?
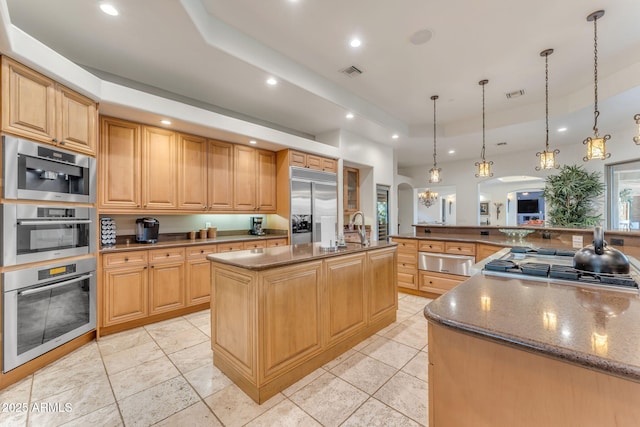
[290,167,337,245]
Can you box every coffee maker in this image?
[136,217,160,243]
[250,216,265,236]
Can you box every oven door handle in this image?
[18,274,93,296]
[17,219,92,225]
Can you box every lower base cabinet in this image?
[419,270,465,295]
[103,264,149,326]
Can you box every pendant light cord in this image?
[432,95,438,168]
[593,14,600,136]
[545,52,550,151]
[481,82,486,161]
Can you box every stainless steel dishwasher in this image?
[418,252,475,276]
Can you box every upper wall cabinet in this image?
[289,149,337,173]
[234,145,276,212]
[344,167,360,214]
[1,56,97,156]
[142,126,178,209]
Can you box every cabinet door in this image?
[57,84,97,155]
[367,248,397,323]
[207,139,234,211]
[324,253,366,345]
[234,145,256,210]
[1,57,57,144]
[344,167,359,213]
[321,158,337,173]
[256,149,276,212]
[289,150,306,168]
[266,238,288,248]
[186,259,212,306]
[149,261,185,315]
[178,133,208,210]
[306,154,323,171]
[103,265,148,327]
[99,117,142,209]
[142,126,177,209]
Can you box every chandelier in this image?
[536,49,560,170]
[418,188,439,207]
[583,10,611,161]
[475,79,493,177]
[429,95,442,183]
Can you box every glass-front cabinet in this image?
[344,167,359,214]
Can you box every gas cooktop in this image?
[482,247,640,291]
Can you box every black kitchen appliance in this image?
[135,217,159,243]
[250,216,265,236]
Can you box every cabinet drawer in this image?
[243,240,267,250]
[419,240,445,253]
[445,242,476,256]
[149,248,185,264]
[217,242,245,253]
[398,266,418,290]
[393,238,418,252]
[186,245,217,260]
[102,251,148,268]
[419,271,462,293]
[266,238,288,248]
[397,252,417,267]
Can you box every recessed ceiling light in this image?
[557,127,567,132]
[249,140,257,145]
[160,119,171,125]
[99,3,119,16]
[350,38,362,48]
[409,28,433,45]
[448,150,456,154]
[392,134,399,140]
[346,112,354,119]
[266,77,278,86]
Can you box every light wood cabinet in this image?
[367,247,397,323]
[234,145,277,212]
[217,241,245,253]
[1,57,97,155]
[477,243,505,261]
[149,248,185,315]
[102,252,149,327]
[243,240,267,250]
[444,241,476,258]
[289,149,337,173]
[393,238,419,290]
[185,245,217,306]
[419,270,463,294]
[99,117,142,209]
[418,240,445,253]
[178,133,208,211]
[344,167,360,214]
[142,126,178,209]
[266,238,288,247]
[207,139,234,211]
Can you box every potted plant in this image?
[543,165,604,227]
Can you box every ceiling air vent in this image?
[506,89,525,99]
[340,65,363,77]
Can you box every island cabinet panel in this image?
[367,247,398,322]
[207,139,234,211]
[324,254,366,345]
[476,243,505,261]
[260,263,323,380]
[212,267,256,379]
[178,133,208,210]
[142,126,178,209]
[102,264,149,327]
[99,117,142,209]
[429,322,640,427]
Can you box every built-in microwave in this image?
[1,204,96,266]
[2,135,96,204]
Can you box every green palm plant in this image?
[543,165,604,227]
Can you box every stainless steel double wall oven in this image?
[1,135,97,373]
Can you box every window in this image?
[606,159,640,231]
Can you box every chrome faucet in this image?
[349,211,369,246]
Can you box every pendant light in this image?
[583,10,611,161]
[428,95,442,183]
[633,114,640,145]
[536,49,560,170]
[475,79,493,177]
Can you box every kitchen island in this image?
[207,241,397,403]
[425,273,640,426]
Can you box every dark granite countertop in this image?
[425,273,640,382]
[207,241,396,271]
[99,234,287,254]
[391,232,577,250]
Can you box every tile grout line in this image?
[95,338,129,427]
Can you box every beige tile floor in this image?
[0,293,432,427]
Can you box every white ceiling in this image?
[5,0,640,168]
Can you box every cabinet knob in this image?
[144,204,147,207]
[402,263,406,267]
[429,280,433,284]
[203,206,207,210]
[124,257,129,262]
[200,250,204,254]
[52,138,58,143]
[166,253,170,257]
[151,265,155,269]
[143,266,147,269]
[59,140,65,145]
[429,245,432,248]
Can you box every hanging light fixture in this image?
[633,114,640,145]
[583,10,611,161]
[428,95,442,183]
[475,79,493,177]
[418,188,438,207]
[536,49,560,170]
